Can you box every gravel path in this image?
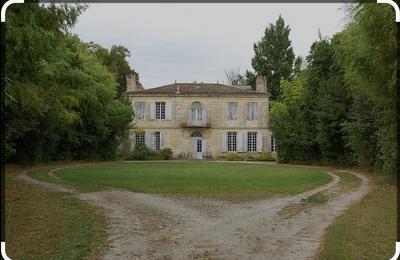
[17,164,369,260]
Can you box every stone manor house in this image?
[125,75,276,159]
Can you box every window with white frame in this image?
[247,132,257,152]
[154,131,161,150]
[135,131,145,146]
[155,102,166,119]
[135,102,145,120]
[271,135,276,152]
[227,132,237,151]
[247,102,258,121]
[227,102,238,120]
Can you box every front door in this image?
[192,137,203,159]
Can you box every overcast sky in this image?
[71,3,347,88]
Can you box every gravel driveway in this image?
[18,164,369,260]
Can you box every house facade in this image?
[125,76,276,159]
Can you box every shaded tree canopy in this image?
[5,3,134,162]
[270,4,396,174]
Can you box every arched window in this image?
[191,131,202,137]
[191,102,203,121]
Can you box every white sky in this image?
[71,3,347,88]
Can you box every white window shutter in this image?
[257,132,263,152]
[149,102,155,120]
[130,132,136,151]
[202,139,207,157]
[254,103,258,121]
[246,103,250,121]
[221,131,227,152]
[145,132,155,150]
[160,131,166,149]
[165,102,172,120]
[237,132,243,152]
[145,132,151,149]
[191,138,197,158]
[243,131,248,152]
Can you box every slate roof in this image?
[125,83,270,97]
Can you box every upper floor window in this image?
[191,102,203,121]
[271,135,276,152]
[134,101,145,120]
[247,132,257,152]
[247,102,258,121]
[227,132,237,151]
[156,102,166,119]
[227,102,238,120]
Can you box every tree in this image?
[251,15,295,100]
[87,43,137,97]
[5,3,134,162]
[334,4,396,173]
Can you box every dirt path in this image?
[17,164,369,260]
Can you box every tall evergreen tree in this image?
[251,15,295,100]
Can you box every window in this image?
[227,102,237,120]
[155,102,166,119]
[271,135,276,152]
[135,102,145,120]
[227,132,237,151]
[247,132,257,152]
[154,131,161,150]
[135,132,145,146]
[191,102,203,121]
[247,102,258,121]
[197,139,202,153]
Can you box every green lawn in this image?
[31,161,331,199]
[5,165,108,259]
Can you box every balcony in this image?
[181,109,210,128]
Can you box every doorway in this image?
[191,131,203,159]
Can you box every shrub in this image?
[127,144,155,160]
[155,148,173,160]
[226,153,243,161]
[255,152,277,162]
[243,153,256,161]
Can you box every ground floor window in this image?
[247,132,257,152]
[227,132,237,151]
[135,131,145,146]
[155,131,161,150]
[271,135,276,152]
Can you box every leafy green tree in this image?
[87,43,137,97]
[334,4,396,173]
[5,3,133,162]
[251,15,295,100]
[302,38,351,164]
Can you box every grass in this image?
[5,165,108,259]
[303,192,329,204]
[318,171,396,260]
[30,161,332,199]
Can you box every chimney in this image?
[126,73,139,92]
[256,75,267,93]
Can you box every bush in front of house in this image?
[155,148,173,160]
[127,144,155,160]
[226,152,276,162]
[127,146,174,161]
[255,152,277,162]
[226,153,244,161]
